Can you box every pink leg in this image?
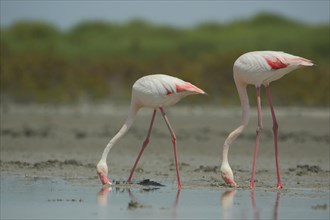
[265,86,283,189]
[127,109,157,183]
[250,86,263,188]
[159,107,182,189]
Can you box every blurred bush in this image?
[1,13,329,106]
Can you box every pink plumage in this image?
[234,51,314,86]
[221,51,314,189]
[97,74,206,189]
[132,74,205,108]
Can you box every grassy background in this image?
[1,13,329,106]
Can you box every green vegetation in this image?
[1,13,329,106]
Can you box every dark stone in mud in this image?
[128,200,141,209]
[1,128,20,138]
[33,160,57,169]
[74,130,87,139]
[136,167,144,173]
[169,162,190,171]
[48,198,83,203]
[1,159,94,170]
[294,164,322,176]
[1,126,51,138]
[63,159,83,166]
[0,160,30,168]
[128,200,151,209]
[297,164,322,173]
[194,165,219,173]
[296,171,307,176]
[137,179,165,187]
[256,169,269,174]
[141,187,161,192]
[311,204,327,210]
[114,180,129,185]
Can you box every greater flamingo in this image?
[220,51,314,189]
[97,74,206,189]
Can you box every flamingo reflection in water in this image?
[220,190,237,219]
[97,187,112,206]
[220,190,281,219]
[250,190,281,220]
[126,188,181,219]
[97,186,181,218]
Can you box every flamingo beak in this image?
[97,171,112,186]
[223,176,238,187]
[176,83,207,95]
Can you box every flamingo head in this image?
[221,162,237,187]
[96,161,112,186]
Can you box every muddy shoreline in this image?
[1,105,329,189]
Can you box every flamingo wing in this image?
[261,51,314,70]
[237,51,313,73]
[234,51,314,86]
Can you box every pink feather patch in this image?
[223,176,238,186]
[165,87,173,96]
[265,57,288,70]
[166,91,173,96]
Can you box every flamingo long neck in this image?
[222,79,250,163]
[100,102,140,162]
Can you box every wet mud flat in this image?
[1,104,329,219]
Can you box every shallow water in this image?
[1,175,329,219]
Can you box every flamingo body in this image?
[97,74,206,188]
[133,74,205,108]
[221,51,314,188]
[234,51,313,86]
